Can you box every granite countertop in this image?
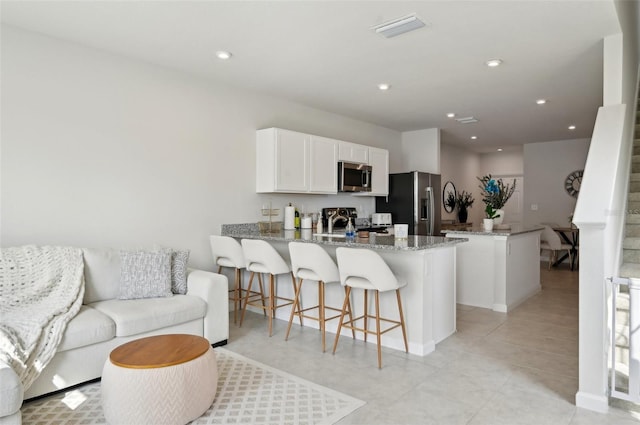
[443,224,544,237]
[221,223,467,251]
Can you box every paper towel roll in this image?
[284,205,295,230]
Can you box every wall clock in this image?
[565,170,583,197]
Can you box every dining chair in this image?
[540,225,572,270]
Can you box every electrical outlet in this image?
[531,204,538,211]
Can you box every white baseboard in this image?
[575,391,609,413]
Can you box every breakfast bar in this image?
[221,224,467,356]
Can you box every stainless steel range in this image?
[321,207,390,234]
[321,207,357,230]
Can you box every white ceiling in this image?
[0,1,622,153]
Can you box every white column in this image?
[575,224,609,413]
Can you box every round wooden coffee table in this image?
[102,334,218,425]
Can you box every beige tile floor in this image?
[225,263,640,425]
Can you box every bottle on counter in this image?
[294,208,300,229]
[316,213,323,233]
[345,217,355,238]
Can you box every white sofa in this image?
[0,248,229,425]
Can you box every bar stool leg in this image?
[291,272,303,326]
[346,287,356,339]
[257,274,267,316]
[363,289,368,343]
[319,281,326,352]
[396,289,409,353]
[285,277,303,341]
[239,271,256,326]
[268,274,275,337]
[332,286,352,355]
[375,290,382,369]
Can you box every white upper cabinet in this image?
[367,147,389,196]
[338,141,369,164]
[256,128,336,194]
[309,135,338,193]
[256,127,387,196]
[352,146,389,197]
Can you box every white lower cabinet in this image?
[256,128,337,194]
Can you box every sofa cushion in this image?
[119,250,173,300]
[171,249,190,294]
[0,360,23,417]
[89,295,206,337]
[57,305,116,352]
[83,248,121,304]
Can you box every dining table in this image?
[552,226,579,270]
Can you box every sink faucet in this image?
[327,211,336,234]
[330,213,347,233]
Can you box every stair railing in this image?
[608,276,640,402]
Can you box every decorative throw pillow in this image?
[171,249,190,294]
[119,250,173,300]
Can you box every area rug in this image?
[21,347,365,425]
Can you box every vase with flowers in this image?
[477,175,516,226]
[454,191,474,223]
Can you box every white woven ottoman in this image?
[102,334,217,425]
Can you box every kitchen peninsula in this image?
[444,225,544,312]
[221,224,467,356]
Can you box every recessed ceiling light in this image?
[497,148,503,152]
[216,51,232,60]
[446,113,456,118]
[378,83,391,91]
[536,99,547,105]
[486,59,503,67]
[568,125,576,130]
[470,136,478,140]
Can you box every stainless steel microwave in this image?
[338,161,372,192]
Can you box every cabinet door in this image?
[309,136,337,194]
[368,147,389,196]
[338,141,369,164]
[275,129,309,192]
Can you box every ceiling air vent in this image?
[372,14,425,38]
[455,116,478,124]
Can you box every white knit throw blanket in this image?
[0,246,84,390]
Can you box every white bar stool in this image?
[240,239,300,336]
[332,247,408,368]
[286,242,355,352]
[209,235,265,324]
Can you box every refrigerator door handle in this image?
[426,186,434,235]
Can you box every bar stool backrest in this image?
[241,239,290,275]
[288,242,340,283]
[209,235,245,269]
[336,247,401,292]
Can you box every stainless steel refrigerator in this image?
[375,171,441,236]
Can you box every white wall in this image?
[400,128,440,174]
[439,143,482,225]
[523,138,591,227]
[0,26,401,269]
[480,151,523,177]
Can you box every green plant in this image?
[477,174,516,209]
[455,191,475,210]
